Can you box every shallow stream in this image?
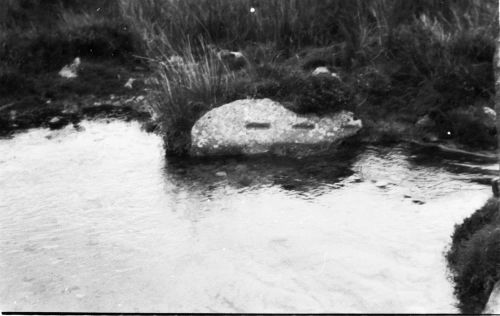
[0,120,497,312]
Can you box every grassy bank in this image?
[0,0,149,133]
[120,0,498,156]
[0,0,498,156]
[447,197,500,314]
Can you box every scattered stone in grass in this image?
[311,66,340,79]
[403,194,412,199]
[482,106,496,123]
[215,171,227,177]
[312,66,331,76]
[124,78,136,89]
[124,97,135,104]
[48,116,68,130]
[217,50,247,70]
[412,199,425,205]
[58,57,81,79]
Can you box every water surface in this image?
[0,120,496,313]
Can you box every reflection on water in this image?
[0,120,496,313]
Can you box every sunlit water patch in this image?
[0,120,496,312]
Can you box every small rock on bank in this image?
[48,116,68,130]
[58,57,81,79]
[312,67,340,79]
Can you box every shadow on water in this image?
[163,140,497,198]
[405,143,498,186]
[163,142,366,195]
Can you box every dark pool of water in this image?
[0,120,496,312]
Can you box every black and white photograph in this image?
[0,0,499,314]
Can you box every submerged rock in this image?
[190,98,362,157]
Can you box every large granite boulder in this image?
[190,98,362,157]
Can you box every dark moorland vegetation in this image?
[119,0,498,155]
[0,0,498,155]
[447,198,500,314]
[0,0,147,133]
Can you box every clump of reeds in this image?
[146,42,250,155]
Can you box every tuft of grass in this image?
[447,106,497,149]
[147,43,249,155]
[447,198,500,314]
